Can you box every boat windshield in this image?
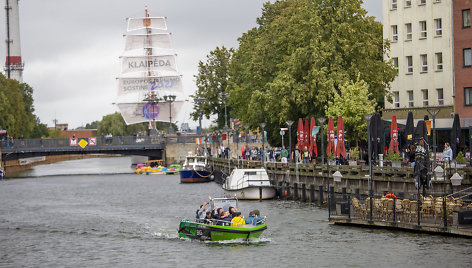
[210,198,238,211]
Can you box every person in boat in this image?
[203,211,213,224]
[196,201,209,222]
[230,211,245,227]
[218,211,232,226]
[212,207,222,219]
[245,211,266,225]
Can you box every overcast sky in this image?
[0,0,381,129]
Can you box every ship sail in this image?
[124,33,172,51]
[116,10,185,129]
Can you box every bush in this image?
[455,151,466,164]
[349,147,360,160]
[385,149,402,163]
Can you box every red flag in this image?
[335,116,346,158]
[326,117,335,156]
[389,116,400,153]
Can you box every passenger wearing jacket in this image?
[217,211,232,226]
[230,211,245,227]
[245,211,266,225]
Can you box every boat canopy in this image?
[225,168,272,190]
[210,198,238,212]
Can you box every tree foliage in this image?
[97,112,147,136]
[226,0,396,146]
[0,74,41,138]
[192,46,234,128]
[326,76,376,145]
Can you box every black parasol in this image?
[404,111,415,149]
[450,113,461,158]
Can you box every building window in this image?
[419,0,426,5]
[434,0,441,3]
[391,25,398,42]
[420,21,427,39]
[406,56,413,73]
[465,88,472,106]
[394,91,400,108]
[421,54,428,72]
[405,23,412,41]
[464,9,471,28]
[405,0,411,8]
[422,89,429,106]
[437,88,444,105]
[465,48,472,68]
[392,0,397,10]
[393,57,399,70]
[435,52,443,71]
[434,19,442,36]
[408,90,414,107]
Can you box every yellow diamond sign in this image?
[78,139,88,149]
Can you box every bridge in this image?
[0,136,171,162]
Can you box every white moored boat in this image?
[222,168,276,200]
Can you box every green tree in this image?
[0,74,37,138]
[192,46,234,128]
[326,76,376,145]
[85,120,99,129]
[31,116,49,138]
[97,112,149,136]
[227,0,396,146]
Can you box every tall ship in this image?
[116,9,185,134]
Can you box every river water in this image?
[0,157,471,267]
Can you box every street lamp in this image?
[163,94,176,134]
[427,108,440,171]
[318,118,327,164]
[260,123,266,163]
[219,92,229,129]
[363,113,374,223]
[286,120,294,163]
[194,97,205,134]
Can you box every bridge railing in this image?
[0,135,207,150]
[0,136,167,150]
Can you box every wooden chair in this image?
[434,202,443,222]
[408,201,418,223]
[351,198,362,218]
[374,198,383,220]
[394,199,403,222]
[383,198,394,221]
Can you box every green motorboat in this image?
[178,221,267,241]
[178,197,267,241]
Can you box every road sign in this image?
[70,138,77,146]
[78,139,88,149]
[89,137,97,146]
[280,130,285,136]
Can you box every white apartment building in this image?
[383,0,454,122]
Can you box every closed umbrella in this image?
[310,117,318,157]
[304,119,309,151]
[450,113,461,158]
[389,116,399,153]
[297,118,303,149]
[369,113,379,160]
[404,111,414,149]
[336,116,346,159]
[326,117,335,157]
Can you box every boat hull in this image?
[223,186,276,200]
[178,221,267,241]
[179,170,212,183]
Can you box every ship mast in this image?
[144,7,157,133]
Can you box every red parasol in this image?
[389,116,399,153]
[303,119,309,151]
[310,117,318,157]
[326,117,335,156]
[335,116,346,158]
[297,118,303,149]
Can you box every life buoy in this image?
[385,193,397,199]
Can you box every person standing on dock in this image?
[281,146,289,163]
[443,142,453,168]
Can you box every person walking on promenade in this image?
[443,142,453,168]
